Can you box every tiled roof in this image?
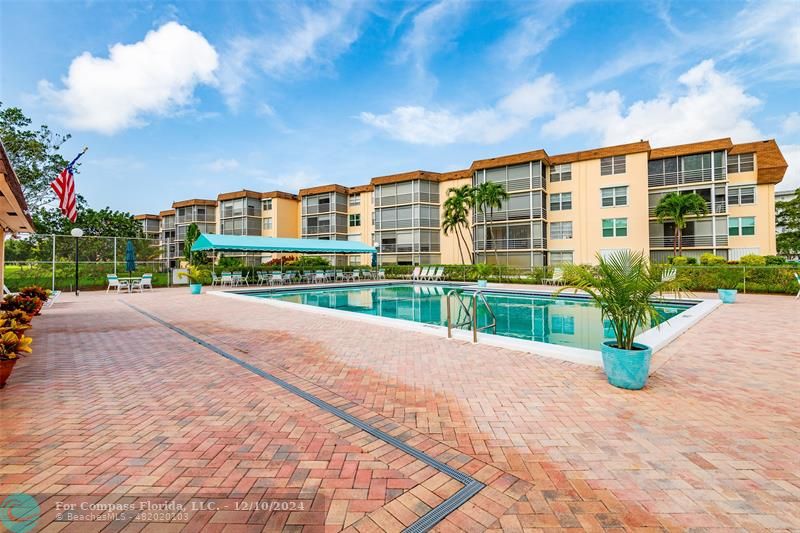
[550,141,651,164]
[649,138,732,159]
[729,139,787,185]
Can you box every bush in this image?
[217,257,244,270]
[18,286,49,302]
[288,255,332,268]
[764,255,786,265]
[739,254,767,266]
[671,256,689,265]
[674,265,796,294]
[686,257,698,265]
[699,253,726,265]
[0,295,41,315]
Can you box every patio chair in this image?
[106,274,129,293]
[795,272,800,300]
[255,271,267,286]
[661,267,677,283]
[543,267,564,285]
[416,267,429,281]
[314,270,326,284]
[269,273,284,286]
[430,266,444,281]
[220,272,233,287]
[138,273,153,291]
[406,266,420,280]
[211,272,221,286]
[378,269,386,280]
[352,270,361,281]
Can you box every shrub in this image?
[764,255,786,265]
[699,253,726,266]
[288,256,331,268]
[264,255,297,267]
[727,260,740,265]
[686,257,697,265]
[674,265,796,294]
[0,331,32,360]
[671,256,689,265]
[0,295,40,315]
[739,254,766,266]
[217,257,244,270]
[1,309,32,325]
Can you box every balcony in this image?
[474,207,546,223]
[648,201,727,217]
[474,238,546,251]
[303,225,348,235]
[374,218,439,230]
[378,244,440,253]
[375,193,439,207]
[648,167,726,188]
[649,235,728,248]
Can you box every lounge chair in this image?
[378,269,386,280]
[661,267,677,283]
[430,266,444,281]
[543,267,564,285]
[106,274,129,293]
[406,266,420,280]
[795,272,800,300]
[417,267,430,281]
[269,273,283,286]
[138,273,153,291]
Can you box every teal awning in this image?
[191,234,376,254]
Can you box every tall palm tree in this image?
[474,181,509,265]
[443,185,475,264]
[441,208,466,265]
[654,192,708,256]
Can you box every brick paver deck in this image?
[1,286,798,531]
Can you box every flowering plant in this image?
[0,295,40,315]
[0,331,32,360]
[19,286,49,302]
[1,309,32,325]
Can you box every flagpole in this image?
[68,146,89,169]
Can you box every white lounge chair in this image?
[795,272,800,300]
[430,266,444,281]
[407,267,420,280]
[378,269,386,280]
[661,267,677,283]
[418,267,430,281]
[106,274,129,293]
[543,267,563,285]
[138,273,153,291]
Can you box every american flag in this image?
[51,148,87,223]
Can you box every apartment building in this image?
[134,214,160,240]
[137,137,786,268]
[173,199,217,260]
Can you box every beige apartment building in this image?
[138,137,787,267]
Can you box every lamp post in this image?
[70,228,84,296]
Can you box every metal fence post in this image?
[113,237,117,275]
[51,234,56,291]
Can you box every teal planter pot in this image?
[477,280,488,288]
[717,289,737,303]
[189,284,202,295]
[600,341,652,390]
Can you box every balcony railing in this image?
[648,201,726,217]
[648,167,726,188]
[375,193,440,207]
[649,235,728,248]
[378,244,441,253]
[374,218,439,230]
[303,225,348,235]
[474,207,545,223]
[474,238,546,251]
[302,203,348,215]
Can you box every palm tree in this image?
[443,185,475,264]
[474,181,509,265]
[654,192,708,256]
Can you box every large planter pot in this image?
[600,341,652,390]
[717,289,737,303]
[189,284,202,295]
[0,358,18,388]
[477,280,488,288]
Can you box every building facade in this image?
[136,137,787,268]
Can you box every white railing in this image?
[474,238,546,251]
[649,235,728,248]
[648,201,726,216]
[648,167,726,188]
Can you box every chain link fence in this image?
[4,234,168,292]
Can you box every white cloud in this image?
[783,112,800,135]
[218,1,364,109]
[397,0,470,76]
[360,75,560,145]
[38,22,218,134]
[492,0,576,67]
[255,169,323,191]
[208,158,240,172]
[543,60,762,146]
[780,144,800,191]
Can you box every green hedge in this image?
[672,265,798,295]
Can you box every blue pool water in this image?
[245,284,692,350]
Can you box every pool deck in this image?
[1,285,798,531]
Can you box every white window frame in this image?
[728,185,756,205]
[349,213,361,227]
[602,218,628,238]
[263,198,273,211]
[601,155,626,176]
[727,153,754,174]
[263,217,273,230]
[550,221,573,240]
[600,185,628,207]
[550,163,572,182]
[549,192,572,211]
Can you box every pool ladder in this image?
[446,289,497,343]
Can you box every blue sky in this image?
[1,0,799,214]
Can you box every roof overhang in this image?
[0,139,35,233]
[191,234,376,254]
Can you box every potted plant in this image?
[2,309,32,326]
[474,263,491,287]
[18,286,49,315]
[0,331,33,388]
[0,294,41,316]
[557,250,680,390]
[177,265,209,294]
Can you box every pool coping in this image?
[209,281,721,372]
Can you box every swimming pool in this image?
[240,283,693,351]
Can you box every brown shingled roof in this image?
[347,184,374,193]
[649,138,732,159]
[261,190,299,201]
[298,184,349,197]
[134,214,160,220]
[550,141,651,165]
[729,139,787,185]
[471,149,549,170]
[159,209,175,217]
[371,170,441,186]
[217,189,262,201]
[171,199,217,208]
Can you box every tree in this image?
[32,195,143,237]
[0,102,72,211]
[654,192,708,256]
[183,223,207,266]
[776,188,800,258]
[442,185,475,265]
[473,181,508,265]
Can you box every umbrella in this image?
[371,252,377,268]
[125,240,137,279]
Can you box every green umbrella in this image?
[125,240,137,278]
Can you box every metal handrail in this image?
[446,289,497,343]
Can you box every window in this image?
[728,186,755,205]
[602,218,628,237]
[727,153,754,174]
[263,217,272,230]
[550,192,572,211]
[551,315,575,335]
[550,221,573,239]
[729,217,755,236]
[347,233,361,242]
[349,214,361,227]
[349,194,361,206]
[550,163,572,182]
[601,186,628,207]
[601,155,626,175]
[263,198,272,211]
[549,251,573,265]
